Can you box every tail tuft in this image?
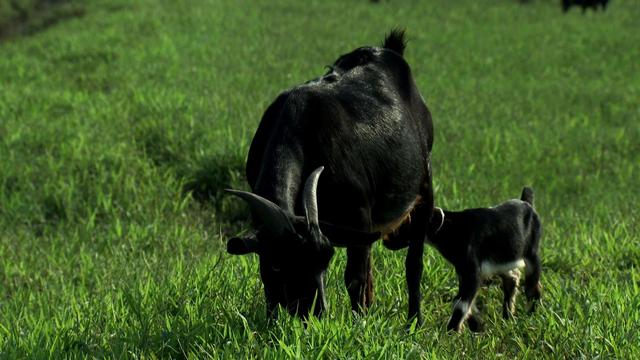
[521,187,534,206]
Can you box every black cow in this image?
[562,0,609,12]
[225,30,434,324]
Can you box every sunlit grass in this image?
[0,0,638,358]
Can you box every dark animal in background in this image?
[425,187,542,332]
[562,0,609,12]
[225,29,435,324]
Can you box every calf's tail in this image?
[521,187,534,206]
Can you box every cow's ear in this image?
[227,236,259,255]
[382,28,406,56]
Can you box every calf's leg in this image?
[448,269,480,332]
[466,303,484,332]
[524,254,542,313]
[500,269,521,319]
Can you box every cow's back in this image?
[247,69,432,235]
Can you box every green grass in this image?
[1,0,639,358]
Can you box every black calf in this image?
[427,187,542,332]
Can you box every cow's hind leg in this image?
[405,200,433,326]
[382,203,428,326]
[345,245,374,313]
[405,174,435,327]
[406,232,425,326]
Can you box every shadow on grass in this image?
[183,153,245,204]
[53,49,119,92]
[129,107,250,223]
[544,257,577,275]
[182,153,251,225]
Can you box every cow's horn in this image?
[225,189,296,237]
[303,166,324,229]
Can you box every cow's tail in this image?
[521,187,534,207]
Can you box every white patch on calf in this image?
[480,259,526,278]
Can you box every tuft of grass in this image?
[1,0,639,358]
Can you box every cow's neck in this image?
[253,144,303,215]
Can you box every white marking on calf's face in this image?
[480,259,526,278]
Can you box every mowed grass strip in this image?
[0,0,638,358]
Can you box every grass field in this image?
[1,0,639,358]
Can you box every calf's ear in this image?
[431,207,445,234]
[227,236,259,255]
